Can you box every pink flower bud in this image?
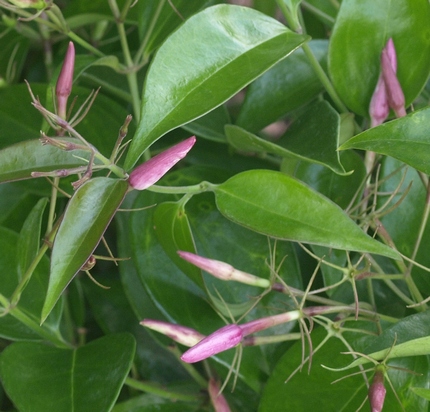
[128,136,196,190]
[177,251,270,288]
[208,378,231,412]
[56,42,75,120]
[381,47,406,118]
[369,75,389,127]
[140,319,205,347]
[369,368,386,412]
[239,310,300,336]
[181,324,243,363]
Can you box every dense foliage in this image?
[0,0,430,411]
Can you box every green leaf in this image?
[17,198,48,279]
[124,4,308,169]
[228,101,347,174]
[236,39,328,133]
[328,0,430,116]
[153,201,204,289]
[137,0,220,55]
[293,150,366,209]
[182,105,230,143]
[0,227,63,342]
[377,157,430,294]
[0,333,135,412]
[213,169,399,259]
[259,327,427,411]
[41,177,128,323]
[339,107,430,175]
[0,138,94,183]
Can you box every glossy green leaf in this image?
[0,333,135,412]
[0,138,94,183]
[153,201,204,289]
[293,150,366,209]
[236,40,328,133]
[328,0,430,116]
[259,327,428,411]
[137,0,220,55]
[182,105,230,143]
[41,177,129,323]
[339,107,430,175]
[124,4,308,169]
[377,157,430,294]
[17,198,48,279]
[229,101,347,174]
[213,169,399,259]
[0,227,63,342]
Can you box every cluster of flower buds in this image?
[128,136,196,190]
[369,38,406,127]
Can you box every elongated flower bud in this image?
[369,75,389,127]
[181,324,243,363]
[208,378,231,412]
[56,42,75,120]
[381,47,406,118]
[177,251,270,288]
[128,136,196,190]
[140,319,205,347]
[239,310,300,336]
[369,368,386,412]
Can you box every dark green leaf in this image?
[153,201,204,289]
[41,177,128,323]
[0,333,135,412]
[213,169,399,259]
[0,227,63,342]
[125,4,308,169]
[17,197,48,279]
[339,107,430,175]
[328,0,430,116]
[236,40,328,133]
[229,101,347,174]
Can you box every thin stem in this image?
[134,0,167,65]
[45,177,59,236]
[146,181,212,195]
[108,0,141,121]
[124,377,203,402]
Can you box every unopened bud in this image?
[56,42,75,120]
[128,136,196,190]
[369,367,386,412]
[369,75,389,127]
[181,324,243,363]
[177,251,270,288]
[208,378,231,412]
[381,39,406,118]
[239,310,300,336]
[140,319,205,347]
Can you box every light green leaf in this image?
[339,107,430,174]
[213,169,400,259]
[41,177,128,323]
[124,4,308,169]
[328,0,430,116]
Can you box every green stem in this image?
[0,293,70,348]
[108,0,141,121]
[124,377,203,402]
[134,0,167,65]
[146,181,212,195]
[67,31,105,58]
[167,345,207,388]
